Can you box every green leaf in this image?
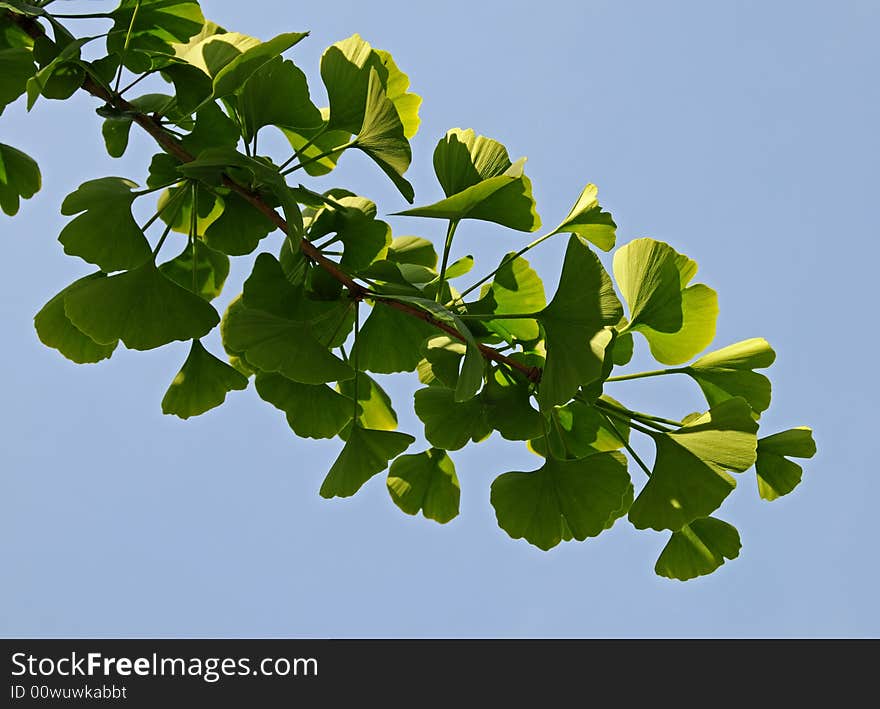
[387,235,437,268]
[236,57,322,142]
[158,239,229,300]
[108,0,205,71]
[614,238,718,364]
[0,142,40,216]
[202,190,275,255]
[685,338,776,414]
[320,34,421,138]
[547,184,617,252]
[280,119,351,177]
[537,235,623,408]
[398,136,540,231]
[161,339,247,418]
[320,426,415,498]
[655,517,742,581]
[472,253,545,342]
[387,449,459,523]
[58,177,151,271]
[100,93,177,158]
[0,47,35,113]
[255,372,353,439]
[34,274,118,364]
[25,35,90,109]
[612,237,683,333]
[480,368,543,441]
[433,127,512,195]
[529,397,629,459]
[414,387,491,450]
[611,331,634,366]
[755,427,816,501]
[212,32,308,98]
[353,67,414,202]
[64,261,219,350]
[417,335,465,388]
[628,398,759,531]
[491,452,631,550]
[352,302,435,374]
[338,375,397,431]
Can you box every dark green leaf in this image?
[0,47,35,113]
[655,517,741,581]
[755,427,816,501]
[629,398,759,531]
[529,397,629,459]
[387,449,459,523]
[162,339,247,418]
[0,142,40,216]
[352,302,435,373]
[58,177,151,271]
[491,452,631,550]
[414,387,491,450]
[256,372,353,439]
[537,235,623,408]
[108,0,205,71]
[319,426,415,498]
[34,273,117,364]
[472,253,545,342]
[338,374,397,431]
[158,239,229,300]
[64,261,219,350]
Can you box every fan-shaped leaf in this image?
[537,235,623,408]
[0,142,40,216]
[414,387,491,450]
[548,183,617,251]
[655,517,741,581]
[491,452,631,550]
[319,426,415,498]
[684,338,776,413]
[159,239,229,300]
[0,47,35,113]
[34,273,117,364]
[387,449,459,523]
[755,427,816,501]
[64,261,219,350]
[162,339,247,418]
[256,372,353,439]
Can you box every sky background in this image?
[2,0,877,637]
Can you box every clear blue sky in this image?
[2,0,877,637]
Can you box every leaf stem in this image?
[190,182,198,293]
[351,300,360,423]
[599,410,653,478]
[593,398,683,429]
[455,312,538,321]
[113,0,140,95]
[281,138,357,176]
[435,219,459,303]
[152,221,173,259]
[457,228,558,301]
[139,184,187,232]
[604,368,685,383]
[279,123,331,171]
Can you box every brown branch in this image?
[10,11,542,384]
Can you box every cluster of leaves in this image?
[1,0,816,580]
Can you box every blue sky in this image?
[2,0,877,637]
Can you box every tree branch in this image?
[9,10,542,384]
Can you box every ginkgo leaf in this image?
[64,261,219,350]
[685,338,776,413]
[414,387,491,450]
[25,36,90,109]
[472,253,546,342]
[158,239,229,300]
[397,158,540,232]
[433,127,512,196]
[108,0,205,71]
[755,427,816,501]
[387,235,437,268]
[34,273,118,364]
[547,183,617,252]
[628,397,759,532]
[320,34,421,138]
[654,517,741,581]
[161,339,247,419]
[0,47,35,114]
[529,397,629,459]
[353,68,414,202]
[280,118,351,177]
[338,375,397,432]
[0,142,40,216]
[319,426,415,499]
[480,368,543,441]
[537,235,623,408]
[613,237,683,333]
[614,238,718,365]
[58,177,151,271]
[352,302,435,374]
[387,448,459,523]
[256,372,353,439]
[101,93,176,158]
[491,452,631,550]
[235,57,322,141]
[202,190,275,255]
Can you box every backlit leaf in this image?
[755,427,816,501]
[655,517,741,581]
[161,339,247,418]
[319,426,415,498]
[387,449,459,523]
